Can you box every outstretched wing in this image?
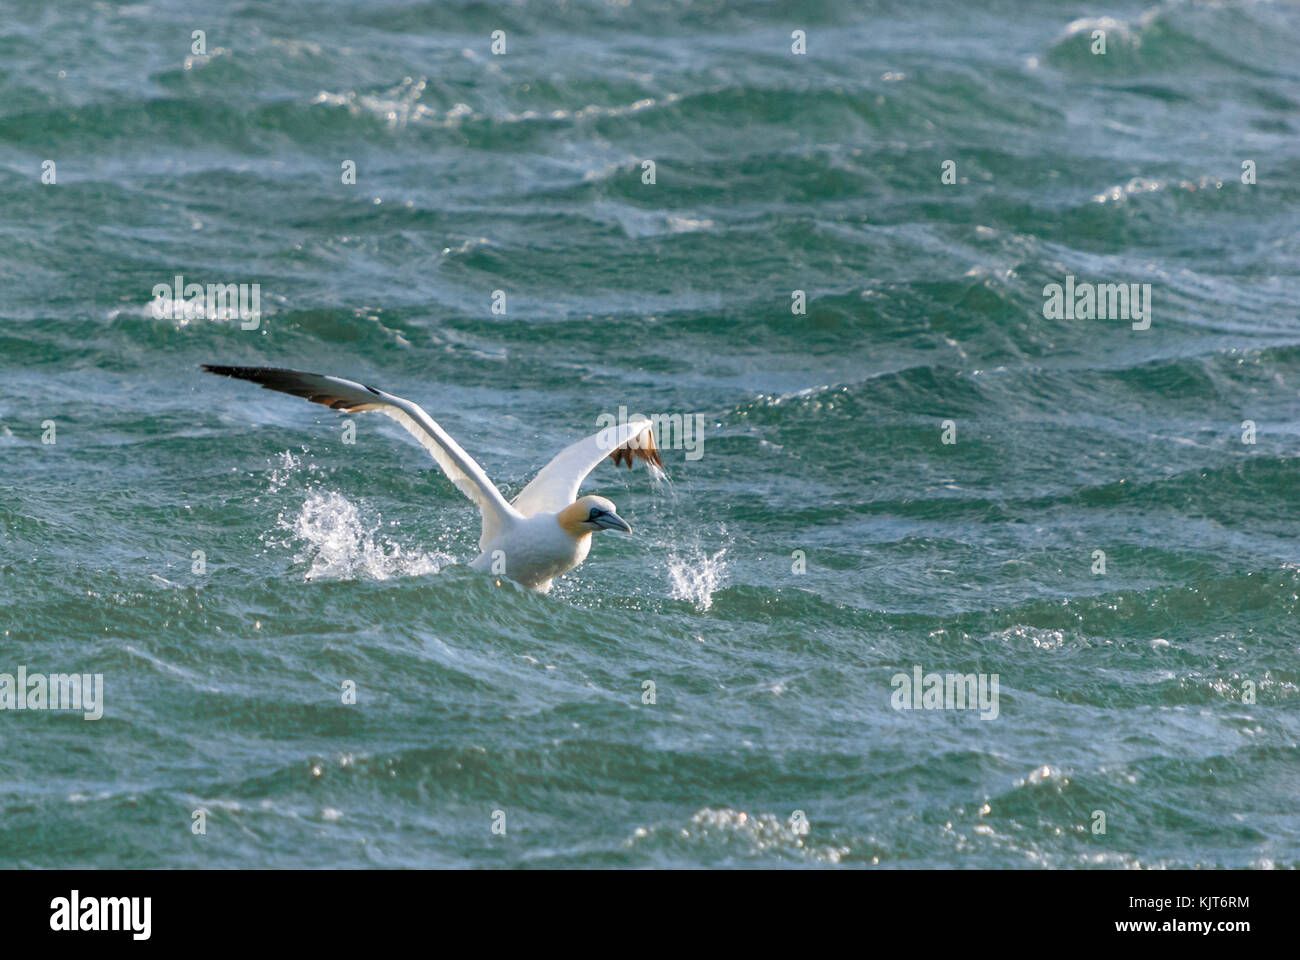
[202,365,520,548]
[511,419,662,518]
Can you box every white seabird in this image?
[202,365,662,592]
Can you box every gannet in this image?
[201,365,663,592]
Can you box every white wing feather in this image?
[511,419,657,518]
[203,365,520,549]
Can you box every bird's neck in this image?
[556,502,591,538]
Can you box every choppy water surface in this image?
[1,0,1298,867]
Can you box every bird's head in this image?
[557,495,632,538]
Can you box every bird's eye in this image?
[587,508,602,521]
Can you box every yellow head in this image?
[557,495,632,538]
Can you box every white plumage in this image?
[203,365,662,591]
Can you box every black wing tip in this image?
[203,364,285,374]
[202,364,375,413]
[202,363,267,379]
[201,364,319,383]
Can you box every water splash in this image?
[266,449,305,494]
[277,491,449,582]
[647,461,673,495]
[667,545,727,611]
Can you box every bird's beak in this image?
[592,511,632,533]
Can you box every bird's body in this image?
[202,365,661,592]
[469,508,592,591]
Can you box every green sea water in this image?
[1,0,1298,868]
